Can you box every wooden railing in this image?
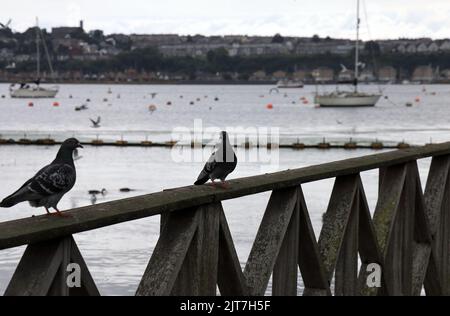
[1,142,450,296]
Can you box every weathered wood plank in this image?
[5,238,64,296]
[68,238,101,296]
[5,235,99,296]
[356,179,386,296]
[197,203,220,296]
[273,202,299,296]
[244,187,298,296]
[318,174,359,282]
[217,207,248,296]
[372,164,407,257]
[335,191,359,296]
[2,143,450,250]
[136,208,199,296]
[297,188,331,296]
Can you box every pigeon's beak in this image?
[77,143,84,148]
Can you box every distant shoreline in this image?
[1,80,450,85]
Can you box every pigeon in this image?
[194,131,237,188]
[90,116,101,128]
[0,138,83,216]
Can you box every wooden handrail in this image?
[1,142,450,251]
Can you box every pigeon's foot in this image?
[219,181,230,189]
[53,208,72,218]
[208,181,218,189]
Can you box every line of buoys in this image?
[0,138,413,149]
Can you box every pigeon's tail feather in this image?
[0,185,31,208]
[194,172,209,185]
[0,195,20,208]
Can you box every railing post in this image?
[5,236,99,296]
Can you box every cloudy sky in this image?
[3,0,449,39]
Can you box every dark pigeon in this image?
[194,131,237,188]
[90,116,101,128]
[0,138,83,216]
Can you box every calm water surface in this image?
[0,83,446,295]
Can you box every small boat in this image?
[314,0,380,108]
[10,18,59,99]
[277,79,304,89]
[314,91,381,107]
[10,81,58,98]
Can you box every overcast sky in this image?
[3,0,449,39]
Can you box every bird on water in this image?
[194,131,237,188]
[0,138,83,217]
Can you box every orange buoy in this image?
[266,103,274,110]
[415,97,421,102]
[28,102,34,107]
[53,102,60,107]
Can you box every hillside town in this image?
[1,20,450,83]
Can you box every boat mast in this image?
[354,0,360,93]
[36,17,40,80]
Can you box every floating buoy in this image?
[53,101,60,107]
[28,102,34,107]
[266,103,274,110]
[148,104,157,113]
[415,97,421,102]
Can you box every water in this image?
[0,83,446,295]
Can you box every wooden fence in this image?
[1,142,450,296]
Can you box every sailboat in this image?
[314,0,381,108]
[10,18,59,98]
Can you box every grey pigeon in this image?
[0,138,83,216]
[194,131,237,188]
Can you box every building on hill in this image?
[412,65,434,82]
[378,66,397,82]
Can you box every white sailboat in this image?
[10,18,59,98]
[314,0,381,108]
